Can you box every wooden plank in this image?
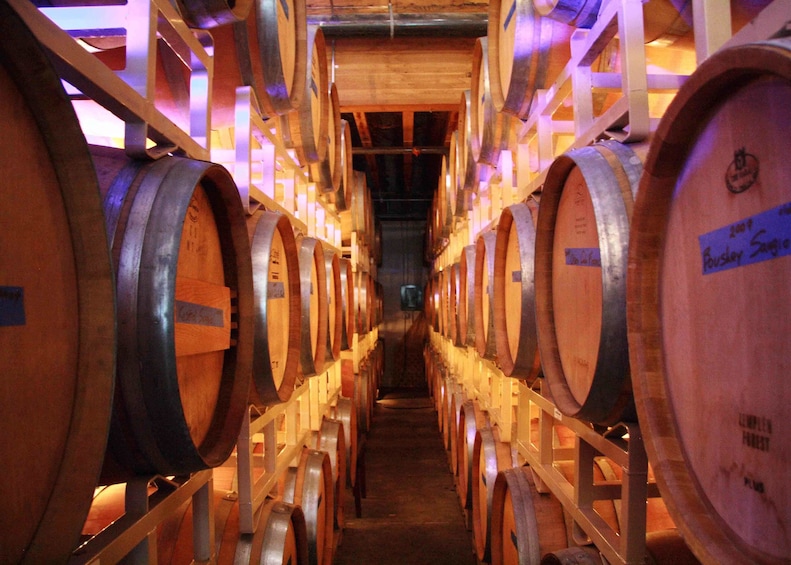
[330,37,475,109]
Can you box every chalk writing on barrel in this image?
[175,300,225,327]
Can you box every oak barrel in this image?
[282,448,335,565]
[248,210,301,406]
[92,145,254,482]
[339,258,355,349]
[472,424,514,562]
[535,140,642,425]
[474,230,499,360]
[0,6,115,560]
[490,466,568,565]
[457,399,489,509]
[627,39,791,564]
[332,395,358,487]
[459,244,477,347]
[279,25,329,167]
[210,0,306,127]
[323,249,342,362]
[316,417,347,530]
[311,83,343,204]
[296,236,328,377]
[471,37,509,167]
[494,201,542,381]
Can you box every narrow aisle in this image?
[334,389,476,565]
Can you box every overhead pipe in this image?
[309,12,488,38]
[352,146,449,155]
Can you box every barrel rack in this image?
[8,0,379,562]
[427,0,790,564]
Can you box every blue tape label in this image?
[503,0,516,31]
[564,248,601,267]
[0,286,25,326]
[511,270,521,283]
[278,0,289,20]
[175,300,225,327]
[698,201,791,275]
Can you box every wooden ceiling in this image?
[309,1,488,220]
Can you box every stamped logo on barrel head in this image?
[725,147,759,194]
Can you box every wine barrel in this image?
[535,140,642,425]
[448,262,462,345]
[210,0,306,127]
[457,89,487,198]
[281,448,334,565]
[472,424,514,562]
[471,37,509,167]
[627,39,791,565]
[494,201,542,382]
[459,244,477,347]
[457,399,489,509]
[487,0,576,117]
[0,6,115,560]
[173,0,253,28]
[437,153,455,238]
[339,258,355,349]
[332,395,358,487]
[490,466,568,565]
[279,25,329,167]
[337,119,354,213]
[317,417,347,530]
[297,236,328,377]
[312,83,343,204]
[323,249,342,362]
[540,530,699,565]
[91,145,254,482]
[247,210,301,406]
[355,269,369,335]
[474,230,499,360]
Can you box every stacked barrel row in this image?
[425,1,788,565]
[0,1,384,563]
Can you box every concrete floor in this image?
[333,388,476,565]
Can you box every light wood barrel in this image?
[627,39,791,565]
[297,236,328,377]
[457,399,488,509]
[494,202,542,381]
[437,153,454,238]
[152,488,310,565]
[332,395,358,487]
[487,0,575,117]
[323,249,342,362]
[280,25,329,167]
[317,417,347,530]
[471,36,509,167]
[540,530,699,565]
[472,424,514,562]
[490,466,568,565]
[451,262,464,346]
[355,269,370,335]
[247,210,301,406]
[92,145,254,482]
[457,89,486,197]
[474,230,499,360]
[210,0,306,127]
[339,258,354,349]
[459,244,477,347]
[173,0,253,28]
[282,449,335,565]
[311,83,343,203]
[0,7,115,560]
[337,119,354,213]
[535,140,642,425]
